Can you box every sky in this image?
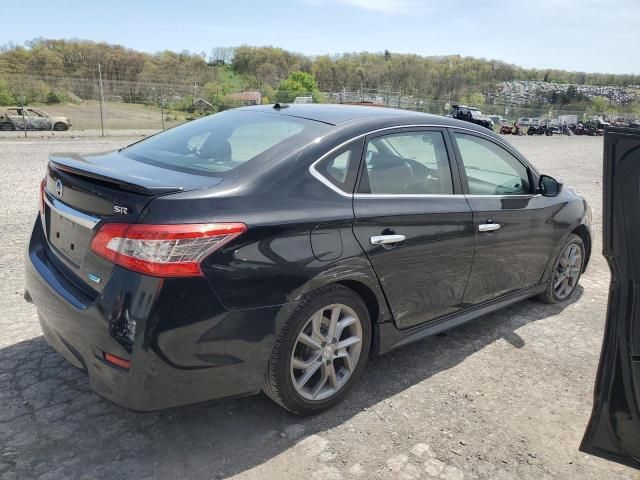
[8,0,640,74]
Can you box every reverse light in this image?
[90,223,246,277]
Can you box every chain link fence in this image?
[1,74,638,136]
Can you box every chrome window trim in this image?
[464,193,541,199]
[353,193,462,199]
[308,124,525,198]
[44,193,101,229]
[354,193,541,200]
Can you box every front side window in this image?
[453,132,531,195]
[360,131,453,195]
[123,110,330,176]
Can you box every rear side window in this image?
[453,132,531,195]
[122,110,328,176]
[315,138,364,193]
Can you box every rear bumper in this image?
[25,217,289,411]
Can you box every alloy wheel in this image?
[553,243,583,299]
[290,303,363,401]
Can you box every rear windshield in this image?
[122,110,328,176]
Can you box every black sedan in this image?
[25,104,592,414]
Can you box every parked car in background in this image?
[25,104,592,414]
[488,115,503,126]
[0,109,17,130]
[447,104,493,129]
[0,107,71,131]
[558,114,578,126]
[585,117,610,134]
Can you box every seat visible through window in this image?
[361,131,453,195]
[368,152,414,194]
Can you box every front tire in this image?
[53,122,69,131]
[538,233,585,304]
[263,284,371,415]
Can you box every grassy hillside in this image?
[29,101,189,130]
[1,40,638,113]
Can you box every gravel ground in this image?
[0,134,638,480]
[0,128,161,139]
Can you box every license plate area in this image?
[47,208,92,268]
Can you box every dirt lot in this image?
[0,134,637,480]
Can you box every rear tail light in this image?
[103,352,130,370]
[39,177,46,215]
[90,223,246,277]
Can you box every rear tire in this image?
[0,122,14,131]
[538,233,585,304]
[263,284,371,415]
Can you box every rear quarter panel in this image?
[140,136,392,325]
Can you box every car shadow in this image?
[0,287,583,479]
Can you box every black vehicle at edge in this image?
[446,104,493,130]
[580,127,640,469]
[25,104,592,414]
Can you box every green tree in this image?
[459,92,485,106]
[590,96,609,116]
[0,79,15,105]
[275,71,323,103]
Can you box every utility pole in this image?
[19,77,27,138]
[160,84,165,131]
[97,64,106,137]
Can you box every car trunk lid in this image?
[42,150,224,287]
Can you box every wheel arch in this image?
[279,278,388,357]
[334,279,389,356]
[572,224,592,272]
[336,279,380,324]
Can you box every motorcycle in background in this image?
[544,123,573,136]
[500,122,523,135]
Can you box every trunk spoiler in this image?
[49,154,184,196]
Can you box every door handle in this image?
[370,234,406,245]
[478,223,501,232]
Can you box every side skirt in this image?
[376,284,545,354]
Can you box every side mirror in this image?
[539,174,563,197]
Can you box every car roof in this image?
[236,104,485,131]
[238,103,417,125]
